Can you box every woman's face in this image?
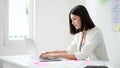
[70,14,81,29]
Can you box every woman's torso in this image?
[75,27,105,60]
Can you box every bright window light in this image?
[9,0,29,40]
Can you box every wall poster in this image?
[112,0,120,31]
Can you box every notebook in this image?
[25,38,61,62]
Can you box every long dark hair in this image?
[69,5,95,35]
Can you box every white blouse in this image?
[66,27,106,60]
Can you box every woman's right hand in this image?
[40,51,50,58]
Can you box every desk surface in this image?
[0,55,115,68]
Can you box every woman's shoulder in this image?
[91,27,101,31]
[87,27,102,35]
[87,27,103,40]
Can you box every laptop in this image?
[25,38,62,62]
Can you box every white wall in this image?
[35,0,85,53]
[70,0,85,7]
[35,0,71,52]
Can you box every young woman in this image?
[40,5,107,60]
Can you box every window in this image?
[8,0,35,40]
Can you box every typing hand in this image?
[40,52,58,59]
[40,52,49,58]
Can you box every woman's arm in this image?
[57,53,77,60]
[40,51,77,60]
[40,50,68,58]
[40,34,78,59]
[46,50,67,54]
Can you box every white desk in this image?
[0,55,115,68]
[0,55,29,68]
